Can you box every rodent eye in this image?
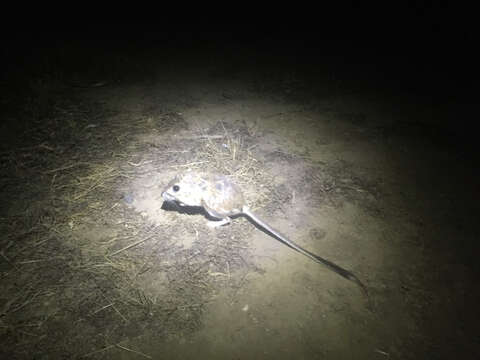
[173,185,180,192]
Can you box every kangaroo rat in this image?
[162,171,368,297]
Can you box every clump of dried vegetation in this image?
[0,77,277,358]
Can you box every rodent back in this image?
[202,174,245,217]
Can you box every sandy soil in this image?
[1,42,478,359]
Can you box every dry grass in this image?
[0,95,273,359]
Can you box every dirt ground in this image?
[1,40,479,359]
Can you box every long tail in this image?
[242,206,369,298]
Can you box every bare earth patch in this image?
[1,50,478,360]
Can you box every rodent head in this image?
[161,172,206,207]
